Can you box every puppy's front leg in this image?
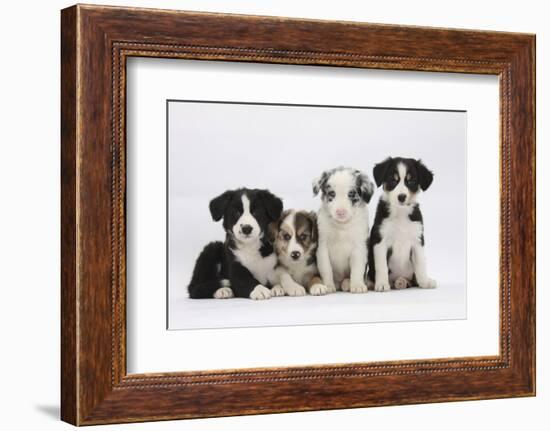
[373,241,391,292]
[280,273,307,297]
[230,262,271,300]
[317,241,336,293]
[412,243,437,289]
[349,245,368,293]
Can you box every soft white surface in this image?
[2,1,547,430]
[170,283,465,329]
[167,102,467,329]
[127,58,499,373]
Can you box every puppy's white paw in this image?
[213,287,234,299]
[394,276,410,290]
[374,280,391,292]
[350,281,369,294]
[419,278,437,289]
[341,278,351,292]
[249,285,272,300]
[324,282,337,294]
[284,282,307,297]
[309,283,328,296]
[270,284,285,297]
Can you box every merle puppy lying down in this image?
[187,188,284,300]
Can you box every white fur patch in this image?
[271,284,285,297]
[380,202,422,284]
[232,194,261,243]
[309,283,328,296]
[419,278,437,289]
[350,281,368,293]
[249,285,272,300]
[341,278,350,292]
[232,239,278,286]
[283,280,307,297]
[213,287,234,299]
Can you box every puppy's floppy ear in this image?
[267,210,289,242]
[373,157,393,188]
[415,159,434,191]
[209,190,234,222]
[258,189,283,221]
[312,171,329,196]
[307,211,319,243]
[267,220,279,243]
[355,170,375,203]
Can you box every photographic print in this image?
[167,100,466,330]
[61,6,535,423]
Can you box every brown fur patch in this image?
[294,211,316,251]
[271,210,318,258]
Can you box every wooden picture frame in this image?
[61,4,535,425]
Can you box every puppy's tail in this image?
[187,241,226,299]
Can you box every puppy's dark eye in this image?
[283,233,291,241]
[348,190,357,198]
[328,191,336,198]
[299,234,308,241]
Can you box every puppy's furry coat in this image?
[313,167,374,293]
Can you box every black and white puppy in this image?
[269,210,328,296]
[367,157,437,291]
[313,167,375,294]
[187,188,284,300]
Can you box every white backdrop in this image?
[0,1,547,431]
[168,100,467,329]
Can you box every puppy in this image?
[313,167,375,293]
[269,210,328,296]
[187,188,284,300]
[367,157,437,291]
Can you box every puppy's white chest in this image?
[382,217,422,246]
[286,261,316,286]
[327,231,354,270]
[233,245,277,286]
[320,211,369,280]
[381,217,422,278]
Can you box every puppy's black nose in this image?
[241,224,253,235]
[291,251,301,260]
[398,193,407,203]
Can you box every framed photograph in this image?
[61,4,535,425]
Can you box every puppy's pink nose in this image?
[336,208,347,218]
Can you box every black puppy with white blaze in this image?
[187,188,283,300]
[367,157,437,291]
